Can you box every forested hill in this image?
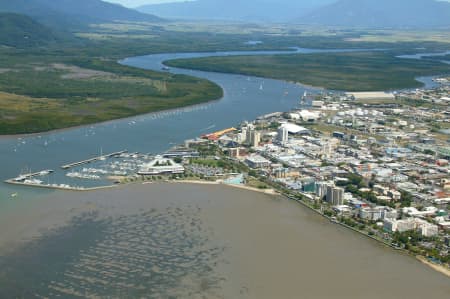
[0,13,58,48]
[0,0,164,30]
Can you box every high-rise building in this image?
[277,126,289,145]
[239,127,248,144]
[246,124,260,147]
[326,186,344,206]
[316,181,331,199]
[246,124,254,143]
[252,131,261,147]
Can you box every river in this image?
[0,48,443,199]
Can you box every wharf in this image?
[9,169,54,181]
[4,179,116,192]
[61,150,127,169]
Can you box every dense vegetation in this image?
[165,51,450,91]
[0,53,222,134]
[0,13,58,47]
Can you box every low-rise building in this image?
[138,156,184,175]
[421,223,439,237]
[359,206,398,221]
[245,155,271,169]
[384,218,439,237]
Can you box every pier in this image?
[9,169,54,182]
[61,150,128,169]
[4,179,116,192]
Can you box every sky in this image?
[105,0,192,8]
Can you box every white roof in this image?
[279,123,309,134]
[347,92,395,100]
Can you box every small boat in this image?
[161,66,171,71]
[39,170,54,176]
[10,193,18,198]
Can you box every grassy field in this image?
[165,51,450,91]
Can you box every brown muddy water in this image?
[0,183,449,298]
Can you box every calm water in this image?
[0,184,448,298]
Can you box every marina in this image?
[4,149,155,191]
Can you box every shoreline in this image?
[416,256,450,278]
[288,194,450,279]
[0,96,223,139]
[139,181,450,279]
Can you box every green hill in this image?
[0,13,57,48]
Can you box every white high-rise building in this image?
[316,181,332,199]
[251,131,261,147]
[245,124,260,147]
[246,124,255,143]
[240,127,248,143]
[277,126,289,145]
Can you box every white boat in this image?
[24,179,43,185]
[39,170,54,176]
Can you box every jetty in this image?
[9,169,54,182]
[61,150,127,169]
[4,179,116,192]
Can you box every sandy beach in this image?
[417,256,450,278]
[174,179,279,194]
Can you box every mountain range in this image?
[137,0,450,28]
[303,0,450,28]
[137,0,335,22]
[0,0,163,30]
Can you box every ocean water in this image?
[0,184,448,298]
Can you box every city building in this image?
[246,124,261,147]
[359,206,398,221]
[384,218,439,237]
[326,186,344,206]
[138,156,184,175]
[245,155,271,169]
[316,181,332,199]
[277,126,289,145]
[421,223,439,237]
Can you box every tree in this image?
[248,170,257,177]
